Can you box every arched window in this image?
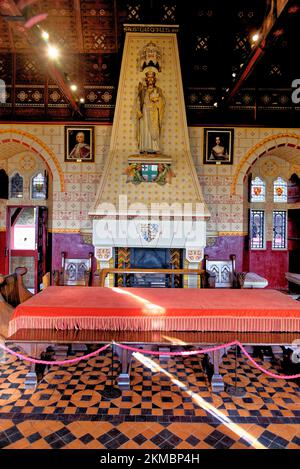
[0,169,8,199]
[31,172,47,200]
[250,176,266,202]
[273,177,287,203]
[272,210,287,249]
[10,172,23,198]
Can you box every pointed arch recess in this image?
[0,129,64,191]
[230,132,300,196]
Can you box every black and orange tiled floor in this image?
[0,346,299,450]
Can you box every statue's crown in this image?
[140,42,161,72]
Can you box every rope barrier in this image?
[238,343,300,380]
[114,341,300,380]
[1,339,300,380]
[113,340,236,356]
[0,342,110,365]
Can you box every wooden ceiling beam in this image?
[7,23,16,52]
[74,0,84,53]
[227,0,291,102]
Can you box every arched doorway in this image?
[0,144,53,292]
[241,141,300,289]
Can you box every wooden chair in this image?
[52,251,93,286]
[203,254,238,288]
[203,255,268,289]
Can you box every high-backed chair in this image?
[203,254,237,288]
[203,254,268,289]
[52,251,93,286]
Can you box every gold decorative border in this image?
[123,24,179,33]
[48,229,81,233]
[218,232,248,236]
[230,132,300,195]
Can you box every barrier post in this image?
[100,341,122,399]
[226,344,246,397]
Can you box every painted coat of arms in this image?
[140,223,159,242]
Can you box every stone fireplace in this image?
[90,25,209,285]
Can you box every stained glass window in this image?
[272,211,287,249]
[250,210,265,249]
[10,173,23,198]
[31,172,47,199]
[250,177,266,202]
[273,177,287,203]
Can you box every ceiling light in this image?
[41,30,49,41]
[232,72,236,78]
[47,45,59,60]
[213,101,218,107]
[79,97,85,103]
[252,32,260,42]
[70,84,77,91]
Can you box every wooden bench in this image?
[285,272,300,294]
[0,267,33,339]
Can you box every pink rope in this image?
[115,341,300,380]
[239,343,300,380]
[114,340,237,356]
[0,342,110,365]
[1,339,300,380]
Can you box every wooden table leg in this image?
[116,346,132,391]
[210,349,225,393]
[19,343,38,390]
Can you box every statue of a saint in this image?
[136,71,165,154]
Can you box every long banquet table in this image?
[6,286,300,392]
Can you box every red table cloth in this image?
[8,286,300,335]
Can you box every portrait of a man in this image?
[203,128,234,164]
[65,126,94,162]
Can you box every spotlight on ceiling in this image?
[41,30,49,41]
[232,72,236,78]
[70,84,77,92]
[47,45,59,60]
[252,32,260,43]
[213,101,218,108]
[79,97,85,103]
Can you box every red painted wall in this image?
[50,232,95,274]
[0,230,6,274]
[248,241,288,289]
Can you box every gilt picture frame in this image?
[203,128,234,165]
[65,126,94,163]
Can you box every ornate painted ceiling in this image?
[0,0,299,125]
